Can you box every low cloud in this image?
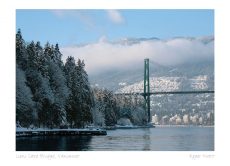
[106,10,125,24]
[61,36,214,75]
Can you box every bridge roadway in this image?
[115,90,214,96]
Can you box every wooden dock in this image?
[16,128,107,137]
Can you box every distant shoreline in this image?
[154,125,214,128]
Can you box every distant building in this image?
[190,114,199,125]
[169,114,179,125]
[152,114,159,125]
[183,114,189,125]
[206,112,214,125]
[175,116,182,125]
[161,115,169,125]
[199,117,203,125]
[207,112,211,119]
[169,117,176,125]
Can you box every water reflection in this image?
[16,135,92,151]
[16,127,214,151]
[142,129,151,151]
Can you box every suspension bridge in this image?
[116,58,214,123]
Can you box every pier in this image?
[16,128,107,137]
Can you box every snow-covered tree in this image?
[39,42,69,127]
[92,88,106,126]
[93,88,118,126]
[16,29,27,70]
[27,41,39,70]
[35,41,45,73]
[26,69,54,127]
[25,41,55,128]
[16,66,36,127]
[76,59,93,126]
[48,61,69,127]
[53,44,63,67]
[16,30,98,128]
[64,57,93,127]
[64,56,79,127]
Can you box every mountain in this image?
[89,61,167,91]
[111,36,214,45]
[89,60,214,92]
[111,37,160,45]
[89,59,214,125]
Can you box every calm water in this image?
[16,127,214,151]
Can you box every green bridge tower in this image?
[144,58,151,123]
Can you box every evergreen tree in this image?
[64,57,93,127]
[42,42,52,79]
[35,41,44,73]
[16,66,36,127]
[53,44,64,67]
[27,41,39,70]
[43,42,69,127]
[64,56,76,88]
[102,90,117,126]
[16,30,96,128]
[119,96,133,120]
[76,59,93,126]
[92,88,106,126]
[48,60,69,127]
[16,29,27,70]
[64,56,81,127]
[93,89,118,126]
[25,70,54,127]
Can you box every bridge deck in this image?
[115,90,214,96]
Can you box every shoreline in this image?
[16,128,107,137]
[154,125,214,128]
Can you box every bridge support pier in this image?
[144,58,151,123]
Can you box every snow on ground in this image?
[190,75,208,90]
[16,127,104,132]
[116,77,181,93]
[118,82,127,86]
[116,75,209,93]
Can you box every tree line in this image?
[16,29,146,129]
[16,29,93,128]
